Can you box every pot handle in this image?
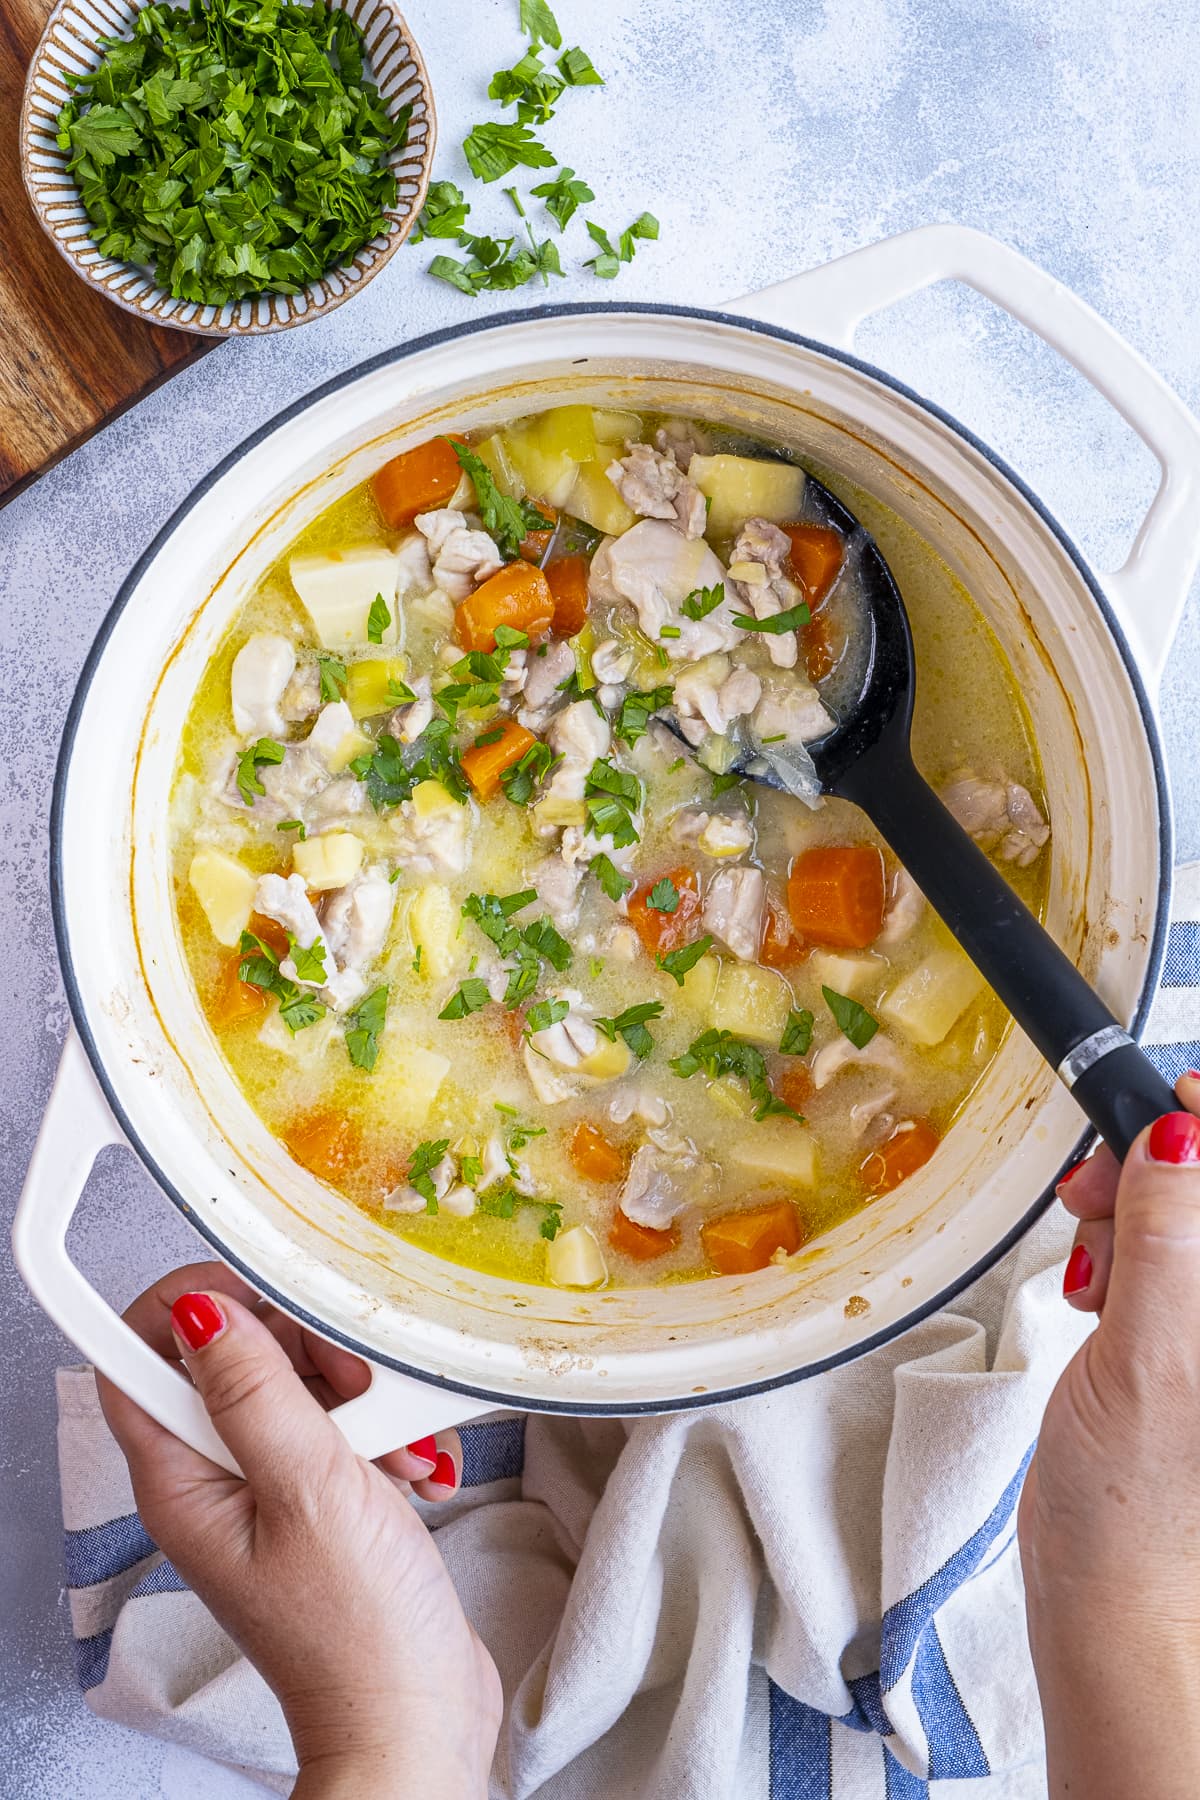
[13,1032,489,1478]
[736,223,1200,692]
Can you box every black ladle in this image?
[680,474,1174,1160]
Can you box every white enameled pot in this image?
[16,226,1200,1476]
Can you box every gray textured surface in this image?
[3,0,1200,1791]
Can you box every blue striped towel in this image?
[55,864,1200,1798]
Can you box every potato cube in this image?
[325,725,373,774]
[533,404,596,464]
[289,548,400,649]
[808,951,881,999]
[373,1041,452,1127]
[407,884,461,980]
[188,848,257,948]
[568,459,637,536]
[590,408,642,446]
[293,833,364,892]
[578,1036,632,1082]
[548,1224,607,1289]
[346,657,410,721]
[710,962,794,1046]
[880,946,986,1047]
[689,454,806,539]
[475,433,524,498]
[678,952,720,1013]
[410,778,459,819]
[728,1120,817,1187]
[501,424,578,507]
[531,794,587,830]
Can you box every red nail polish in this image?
[1185,1071,1200,1082]
[1063,1244,1093,1298]
[1148,1112,1200,1165]
[428,1450,457,1490]
[1056,1156,1088,1193]
[171,1291,225,1352]
[406,1435,437,1467]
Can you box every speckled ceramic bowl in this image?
[19,0,435,336]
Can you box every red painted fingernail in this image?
[1185,1071,1200,1081]
[406,1436,437,1467]
[1063,1244,1093,1298]
[171,1292,225,1353]
[1148,1112,1200,1165]
[429,1450,457,1490]
[1056,1156,1088,1194]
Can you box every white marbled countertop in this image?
[3,0,1199,1791]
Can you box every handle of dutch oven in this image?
[13,1032,490,1478]
[737,223,1200,692]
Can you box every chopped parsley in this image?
[779,1009,815,1057]
[317,655,348,701]
[387,674,418,705]
[429,229,562,296]
[408,1138,451,1212]
[670,1029,802,1123]
[500,740,557,805]
[646,878,680,914]
[526,996,569,1033]
[237,930,325,1035]
[346,985,388,1072]
[460,890,571,1008]
[656,935,713,986]
[367,593,392,645]
[462,120,556,183]
[235,738,285,806]
[462,887,538,956]
[822,986,879,1049]
[530,165,595,230]
[520,0,561,46]
[710,771,742,798]
[584,758,642,848]
[288,937,328,984]
[477,1182,563,1239]
[411,180,472,242]
[449,440,554,558]
[732,601,811,635]
[590,853,632,901]
[681,583,725,621]
[613,684,674,748]
[583,212,658,279]
[594,1000,663,1061]
[439,978,493,1020]
[276,819,307,840]
[350,719,468,812]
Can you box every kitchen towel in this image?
[54,862,1200,1799]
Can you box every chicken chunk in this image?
[878,867,925,946]
[672,656,763,744]
[231,634,296,739]
[752,684,834,746]
[702,866,765,962]
[942,775,1050,867]
[545,700,612,802]
[385,1150,454,1214]
[395,529,434,597]
[305,775,368,830]
[280,662,321,724]
[255,872,324,950]
[619,1137,718,1231]
[591,639,634,687]
[521,638,575,719]
[320,865,395,974]
[306,701,359,769]
[606,442,708,539]
[728,518,806,670]
[390,675,434,746]
[389,800,470,879]
[608,1086,670,1128]
[811,1032,907,1090]
[653,418,711,472]
[532,848,585,932]
[414,508,503,601]
[590,521,739,661]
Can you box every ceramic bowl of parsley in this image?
[20,0,435,335]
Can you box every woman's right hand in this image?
[96,1262,502,1799]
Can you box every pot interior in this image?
[59,310,1166,1408]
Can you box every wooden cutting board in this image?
[0,0,212,505]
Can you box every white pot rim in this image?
[49,298,1174,1415]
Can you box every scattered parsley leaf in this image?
[530,165,594,231]
[235,737,285,806]
[387,675,418,705]
[318,655,348,702]
[657,935,713,986]
[288,936,328,984]
[463,120,556,183]
[822,987,879,1049]
[732,601,812,635]
[618,211,658,259]
[367,593,392,644]
[412,943,423,972]
[237,929,325,1035]
[526,996,569,1033]
[501,741,556,805]
[670,1028,801,1122]
[519,0,561,47]
[477,1181,562,1238]
[585,212,658,279]
[647,878,680,914]
[780,1009,815,1057]
[590,853,632,901]
[408,1137,450,1210]
[558,46,603,86]
[595,1000,663,1061]
[681,583,725,621]
[710,771,742,798]
[488,47,564,123]
[439,978,493,1020]
[613,683,673,748]
[449,440,553,557]
[276,819,307,840]
[346,984,389,1071]
[411,180,471,242]
[585,758,642,848]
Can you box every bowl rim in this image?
[49,299,1174,1410]
[19,0,436,337]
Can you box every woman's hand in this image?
[1019,1078,1200,1799]
[96,1262,502,1800]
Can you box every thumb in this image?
[1097,1109,1200,1374]
[170,1290,346,1501]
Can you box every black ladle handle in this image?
[837,748,1175,1160]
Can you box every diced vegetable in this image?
[531,793,587,829]
[247,911,290,959]
[285,1110,361,1185]
[372,1041,452,1127]
[627,866,702,957]
[727,1120,816,1186]
[531,404,597,463]
[208,956,267,1029]
[411,778,460,818]
[567,458,637,536]
[326,723,373,774]
[547,1223,608,1288]
[707,1074,756,1117]
[781,524,843,605]
[879,946,985,1047]
[702,1198,803,1274]
[609,1210,678,1260]
[807,950,879,998]
[710,962,794,1046]
[346,657,411,721]
[501,420,580,507]
[760,899,808,969]
[290,548,401,649]
[688,454,806,539]
[474,433,525,499]
[577,1036,632,1081]
[407,884,460,980]
[519,506,558,563]
[860,1117,940,1194]
[777,1062,813,1116]
[569,1121,628,1182]
[293,832,364,892]
[456,561,555,652]
[676,951,721,1013]
[372,437,463,528]
[188,848,258,947]
[546,556,590,636]
[591,407,642,445]
[787,846,885,950]
[461,718,539,800]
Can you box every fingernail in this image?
[428,1450,458,1490]
[171,1291,226,1353]
[1063,1244,1093,1298]
[1185,1071,1200,1081]
[1148,1112,1200,1165]
[406,1435,437,1469]
[1055,1156,1088,1196]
